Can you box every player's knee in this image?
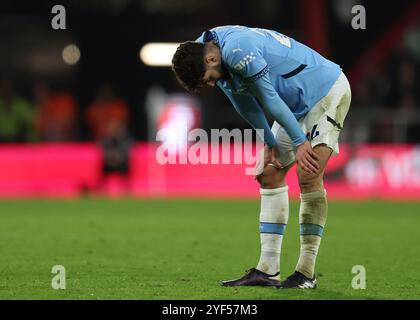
[298,170,323,192]
[257,165,284,189]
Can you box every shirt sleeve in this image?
[223,37,267,79]
[217,85,277,147]
[247,71,307,146]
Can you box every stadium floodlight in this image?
[62,44,81,65]
[139,42,180,67]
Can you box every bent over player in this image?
[171,25,351,289]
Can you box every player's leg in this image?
[278,72,351,289]
[255,162,294,278]
[222,163,293,287]
[277,145,331,290]
[222,125,295,287]
[295,144,331,281]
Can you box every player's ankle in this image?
[256,267,280,279]
[296,268,314,279]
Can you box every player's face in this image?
[202,67,223,87]
[202,47,229,88]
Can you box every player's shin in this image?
[296,189,328,279]
[256,186,289,279]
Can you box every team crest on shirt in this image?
[234,52,256,71]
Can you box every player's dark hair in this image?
[171,41,206,93]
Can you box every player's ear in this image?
[204,50,219,67]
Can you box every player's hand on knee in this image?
[256,162,281,186]
[254,145,283,180]
[296,141,320,174]
[264,145,283,169]
[269,144,283,169]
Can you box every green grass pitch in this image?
[0,198,419,299]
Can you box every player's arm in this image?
[217,84,277,148]
[247,71,306,147]
[217,85,284,169]
[248,72,319,173]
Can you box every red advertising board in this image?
[0,143,419,200]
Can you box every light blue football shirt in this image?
[195,25,342,147]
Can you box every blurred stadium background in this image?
[0,0,419,199]
[0,0,420,198]
[0,0,420,299]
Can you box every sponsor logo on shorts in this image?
[306,124,320,141]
